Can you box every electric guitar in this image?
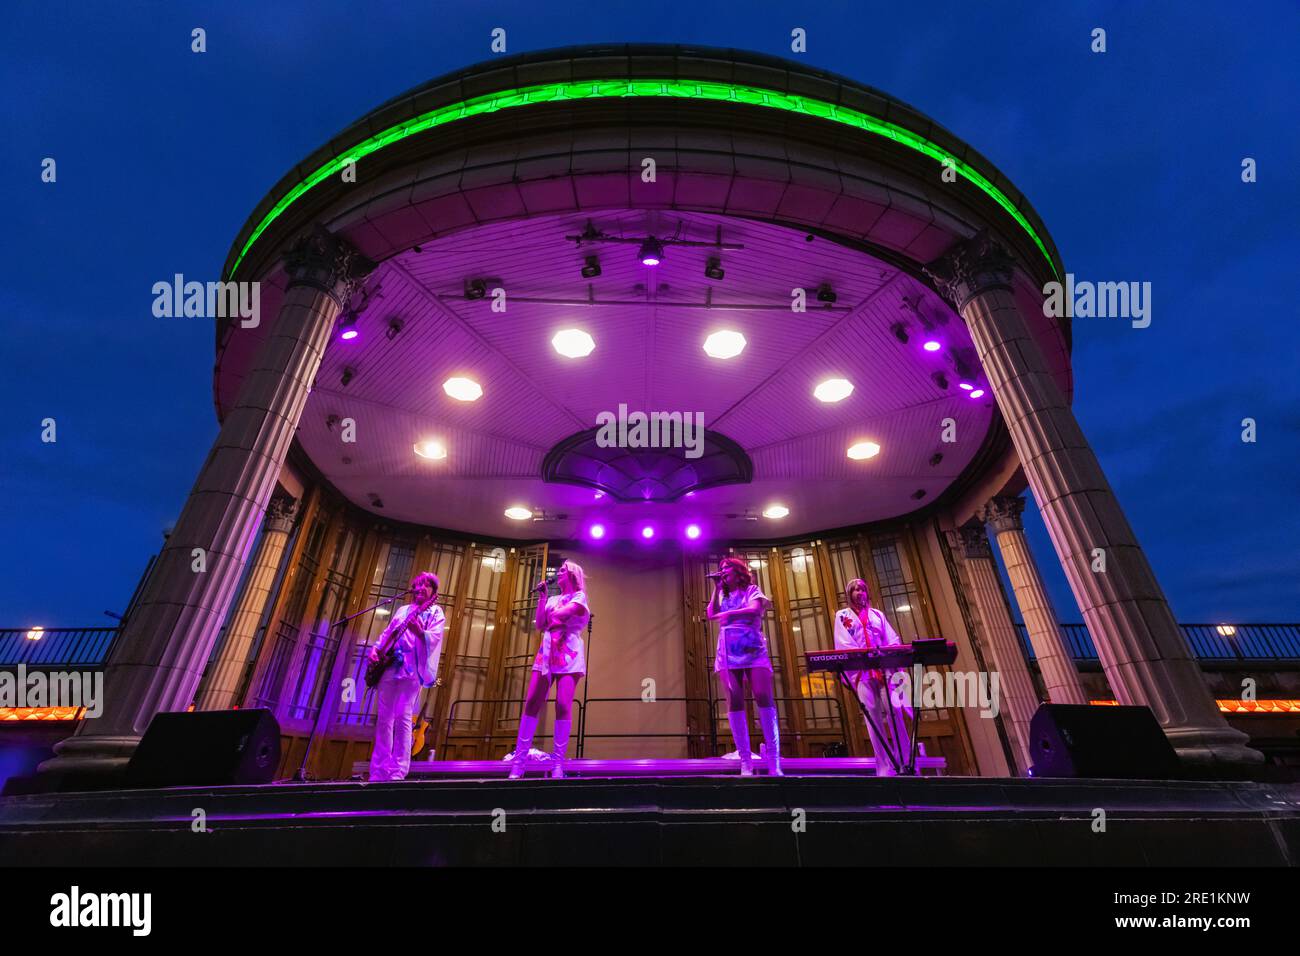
[364,596,437,688]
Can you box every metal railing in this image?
[442,697,587,753]
[0,627,120,668]
[1016,623,1300,664]
[442,694,850,759]
[582,697,847,754]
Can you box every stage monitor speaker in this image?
[1028,704,1181,779]
[125,708,281,787]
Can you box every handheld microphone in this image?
[705,571,724,579]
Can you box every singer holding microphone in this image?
[708,557,783,776]
[508,559,591,779]
[366,572,445,782]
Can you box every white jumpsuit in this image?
[832,605,914,776]
[369,602,445,782]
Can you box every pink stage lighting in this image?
[922,339,941,352]
[641,525,655,539]
[589,523,606,540]
[685,523,702,540]
[340,328,359,341]
[969,388,986,399]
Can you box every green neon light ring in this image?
[229,79,1057,279]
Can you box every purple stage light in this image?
[589,523,606,540]
[340,329,359,341]
[922,339,941,352]
[969,388,986,399]
[958,382,974,391]
[685,523,701,540]
[641,525,655,539]
[638,237,664,266]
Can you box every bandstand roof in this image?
[215,45,1071,540]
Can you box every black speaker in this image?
[125,708,281,787]
[1028,704,1181,779]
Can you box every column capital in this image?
[980,495,1026,534]
[283,225,376,307]
[948,523,993,561]
[923,229,1016,311]
[264,495,300,534]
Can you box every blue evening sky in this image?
[3,1,1297,625]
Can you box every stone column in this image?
[194,495,299,711]
[925,232,1257,767]
[42,226,374,776]
[948,526,1039,771]
[980,495,1088,705]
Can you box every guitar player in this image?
[366,571,445,782]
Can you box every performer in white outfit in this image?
[509,559,591,779]
[708,556,783,776]
[366,571,445,782]
[832,577,913,777]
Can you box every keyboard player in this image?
[832,578,914,776]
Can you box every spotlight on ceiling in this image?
[847,441,881,460]
[341,366,356,387]
[705,257,725,281]
[464,279,489,300]
[891,323,909,345]
[684,523,702,540]
[638,237,664,266]
[338,313,359,341]
[922,339,942,352]
[413,440,447,460]
[386,318,405,341]
[911,489,927,500]
[929,452,944,467]
[958,382,974,391]
[969,388,986,399]
[762,504,790,519]
[442,377,483,402]
[368,493,385,509]
[703,329,747,360]
[641,525,656,539]
[813,378,854,403]
[589,523,607,540]
[932,371,950,390]
[816,284,837,304]
[552,328,596,358]
[581,255,601,279]
[504,506,533,520]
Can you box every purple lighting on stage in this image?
[958,382,974,391]
[340,328,359,341]
[685,523,702,540]
[641,525,655,539]
[922,339,941,352]
[969,388,986,399]
[638,237,664,266]
[589,523,606,540]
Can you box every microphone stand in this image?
[293,588,412,782]
[578,613,594,758]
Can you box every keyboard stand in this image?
[840,672,905,775]
[843,665,931,777]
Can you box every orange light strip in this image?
[0,706,85,721]
[1090,699,1300,714]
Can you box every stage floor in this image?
[2,773,1298,866]
[358,755,948,778]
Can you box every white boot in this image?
[727,711,754,776]
[551,718,571,779]
[758,706,784,776]
[509,714,538,779]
